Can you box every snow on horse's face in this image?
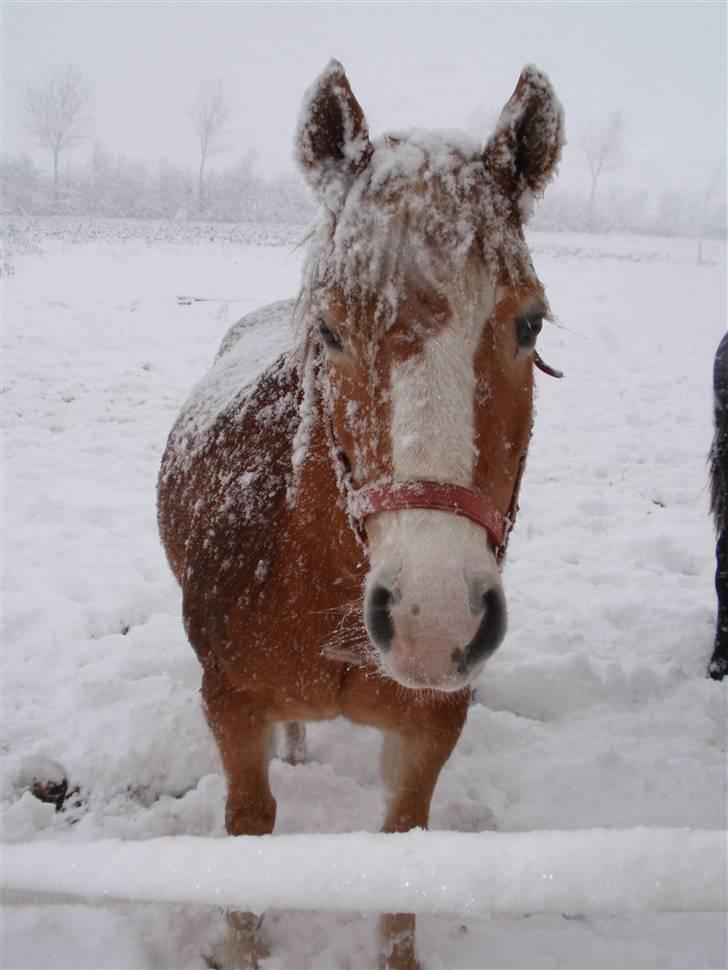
[297,62,563,691]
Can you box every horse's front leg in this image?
[201,668,276,970]
[377,694,470,970]
[710,530,728,680]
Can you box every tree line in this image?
[3,64,726,238]
[6,64,313,223]
[2,145,314,224]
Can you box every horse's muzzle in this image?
[365,579,507,690]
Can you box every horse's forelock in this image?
[298,132,535,347]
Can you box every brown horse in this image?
[158,61,564,969]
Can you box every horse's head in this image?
[296,62,564,692]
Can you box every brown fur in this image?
[158,351,471,825]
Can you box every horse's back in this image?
[215,298,297,362]
[157,299,299,600]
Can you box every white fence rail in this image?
[2,828,725,916]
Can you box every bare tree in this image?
[225,149,258,220]
[580,109,625,230]
[187,79,235,214]
[19,64,92,198]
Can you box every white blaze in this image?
[365,269,505,687]
[390,314,484,487]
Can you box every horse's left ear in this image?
[295,60,372,211]
[484,65,565,220]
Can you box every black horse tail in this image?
[709,332,728,535]
[709,333,728,680]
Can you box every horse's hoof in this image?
[708,654,727,680]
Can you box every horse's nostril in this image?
[452,588,507,674]
[367,584,396,652]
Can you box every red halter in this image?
[323,411,525,566]
[348,479,513,562]
[320,352,560,565]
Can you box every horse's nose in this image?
[366,583,396,651]
[452,587,507,674]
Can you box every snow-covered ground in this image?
[1,220,726,969]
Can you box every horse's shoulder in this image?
[158,300,303,592]
[161,350,301,502]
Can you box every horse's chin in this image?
[379,650,483,694]
[385,670,475,694]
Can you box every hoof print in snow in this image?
[30,776,69,812]
[19,757,76,813]
[29,777,83,816]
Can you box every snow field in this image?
[1,224,726,968]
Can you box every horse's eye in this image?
[516,314,543,349]
[318,320,343,351]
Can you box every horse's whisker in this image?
[306,601,364,618]
[321,645,366,664]
[320,628,369,651]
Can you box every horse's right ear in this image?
[295,60,372,211]
[483,65,565,221]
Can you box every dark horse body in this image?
[709,332,728,680]
[159,61,564,968]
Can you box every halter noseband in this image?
[323,411,525,567]
[348,479,514,564]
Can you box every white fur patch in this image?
[389,273,495,486]
[363,265,504,688]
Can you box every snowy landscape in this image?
[1,216,726,968]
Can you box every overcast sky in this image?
[2,1,725,196]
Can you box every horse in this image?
[158,61,564,969]
[709,332,728,680]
